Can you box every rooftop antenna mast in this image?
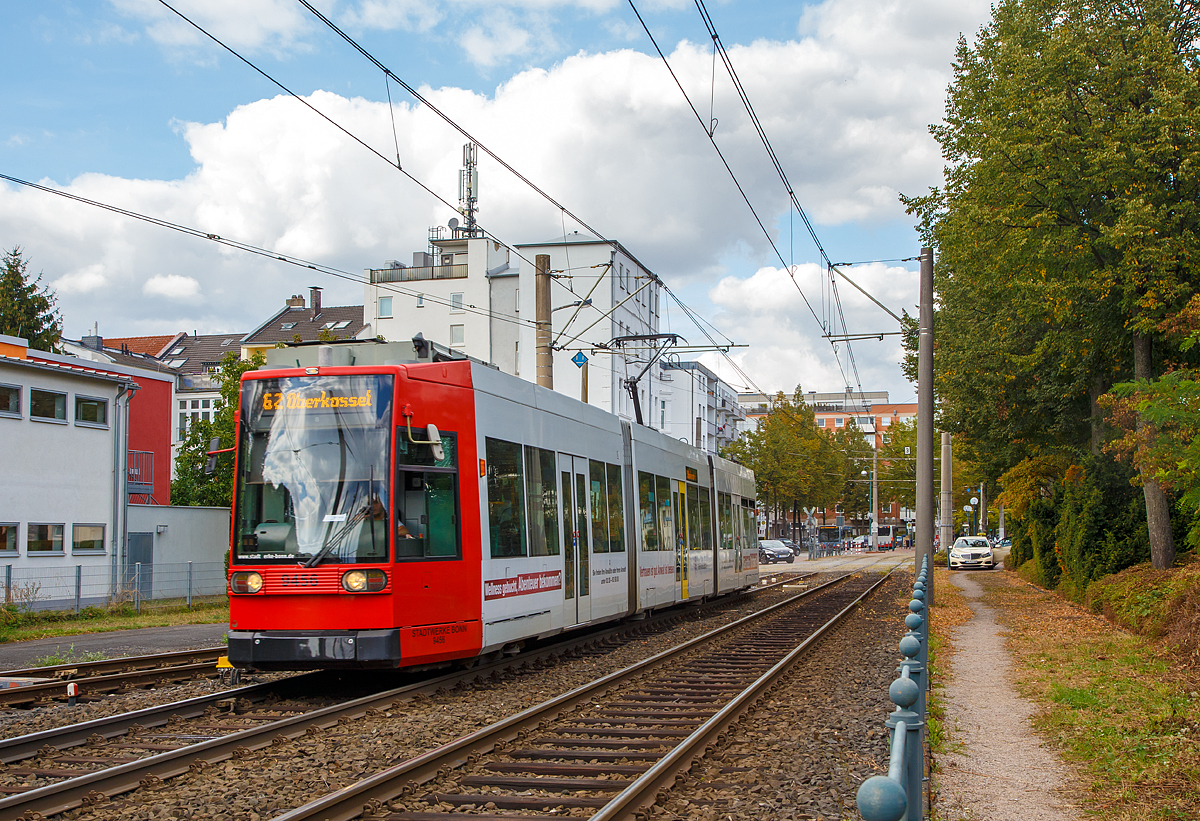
[458,143,479,237]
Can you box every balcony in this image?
[128,450,154,497]
[370,264,468,284]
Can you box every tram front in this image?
[226,370,401,669]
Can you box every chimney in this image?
[309,286,322,321]
[285,294,305,308]
[81,335,103,351]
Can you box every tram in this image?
[226,349,758,671]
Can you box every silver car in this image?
[949,537,995,570]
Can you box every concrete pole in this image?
[535,254,553,389]
[916,247,935,606]
[998,504,1006,539]
[979,482,987,535]
[940,433,953,563]
[870,443,879,551]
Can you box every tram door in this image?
[559,454,592,626]
[673,481,688,600]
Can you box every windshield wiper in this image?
[304,505,368,567]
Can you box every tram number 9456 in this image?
[280,573,319,588]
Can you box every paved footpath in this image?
[0,623,228,671]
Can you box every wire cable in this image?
[0,172,536,330]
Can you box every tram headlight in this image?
[230,571,264,594]
[342,569,387,593]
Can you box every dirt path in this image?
[934,570,1083,821]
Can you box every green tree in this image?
[0,247,61,352]
[905,0,1200,569]
[722,388,838,535]
[172,350,266,506]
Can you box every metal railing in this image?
[3,560,227,615]
[369,264,468,283]
[857,555,930,821]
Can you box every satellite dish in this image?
[448,217,460,230]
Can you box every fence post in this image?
[187,561,193,608]
[75,565,82,615]
[4,565,10,605]
[134,562,141,614]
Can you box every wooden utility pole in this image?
[535,254,553,389]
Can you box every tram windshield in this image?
[233,374,394,565]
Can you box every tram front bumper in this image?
[227,629,402,670]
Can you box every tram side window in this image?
[638,471,658,551]
[685,484,701,551]
[524,445,560,557]
[486,437,527,558]
[719,492,733,551]
[395,432,460,560]
[698,486,713,551]
[656,475,674,551]
[606,463,625,553]
[589,460,609,554]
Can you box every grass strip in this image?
[0,600,229,644]
[978,571,1200,821]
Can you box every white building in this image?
[363,231,682,434]
[0,333,135,601]
[659,360,746,453]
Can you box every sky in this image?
[0,0,994,402]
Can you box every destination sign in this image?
[262,388,374,411]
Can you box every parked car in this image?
[948,536,995,570]
[779,539,800,556]
[758,539,795,564]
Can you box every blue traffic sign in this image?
[571,352,588,368]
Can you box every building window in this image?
[75,396,108,427]
[835,417,844,427]
[0,523,16,554]
[660,400,666,430]
[166,358,187,368]
[72,524,105,554]
[817,418,826,427]
[0,384,20,418]
[281,322,297,330]
[27,523,64,554]
[30,389,67,422]
[378,296,393,318]
[450,292,464,314]
[450,324,465,347]
[882,416,891,426]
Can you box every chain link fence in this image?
[2,561,227,615]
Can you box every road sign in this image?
[571,352,588,368]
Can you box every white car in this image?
[949,537,995,570]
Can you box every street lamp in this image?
[970,496,979,535]
[962,503,973,536]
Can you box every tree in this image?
[905,0,1200,569]
[0,247,61,352]
[722,388,838,535]
[172,350,266,506]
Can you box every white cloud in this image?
[460,10,537,68]
[143,274,202,298]
[5,0,990,390]
[108,0,313,54]
[701,262,919,396]
[54,264,109,295]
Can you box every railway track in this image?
[0,576,817,819]
[0,647,229,708]
[271,569,893,821]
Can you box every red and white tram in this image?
[226,355,758,670]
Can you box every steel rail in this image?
[590,569,895,821]
[0,675,307,764]
[0,646,226,680]
[0,661,225,708]
[0,580,778,818]
[268,573,863,821]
